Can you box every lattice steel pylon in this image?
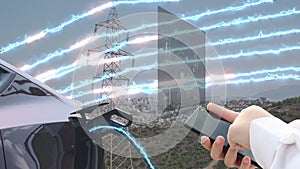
[93,6,131,110]
[91,4,136,169]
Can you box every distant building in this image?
[158,7,206,111]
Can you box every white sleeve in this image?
[250,117,300,169]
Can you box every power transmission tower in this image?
[93,6,131,110]
[91,5,136,169]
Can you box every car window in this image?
[0,67,15,95]
[0,131,6,169]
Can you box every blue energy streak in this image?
[35,63,77,82]
[28,27,299,73]
[57,62,157,94]
[0,0,272,55]
[42,21,299,88]
[53,42,300,88]
[114,0,179,5]
[25,6,300,71]
[22,34,155,72]
[33,25,300,80]
[79,73,300,106]
[72,80,157,99]
[25,47,79,71]
[57,80,87,94]
[234,66,300,78]
[89,126,155,169]
[94,8,300,47]
[184,0,272,20]
[218,73,300,86]
[56,53,300,96]
[209,29,300,46]
[16,0,297,93]
[77,79,203,102]
[200,8,300,31]
[58,48,190,94]
[0,0,179,55]
[35,27,300,83]
[89,3,291,45]
[208,45,300,61]
[83,72,300,100]
[18,2,294,71]
[0,2,111,55]
[97,7,300,41]
[83,94,110,106]
[87,73,300,94]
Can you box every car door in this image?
[1,121,105,169]
[0,131,6,169]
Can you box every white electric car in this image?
[0,59,105,169]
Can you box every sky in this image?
[0,0,300,102]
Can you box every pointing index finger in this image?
[207,103,239,123]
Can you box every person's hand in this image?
[200,103,273,168]
[227,104,273,149]
[201,136,255,169]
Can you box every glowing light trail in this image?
[56,51,300,96]
[35,34,300,90]
[71,80,158,99]
[19,3,295,71]
[184,0,272,21]
[78,72,300,106]
[57,61,158,95]
[0,2,112,55]
[200,8,300,31]
[0,0,179,54]
[91,7,300,42]
[208,45,300,61]
[22,1,298,91]
[225,66,300,79]
[91,41,300,63]
[21,35,158,72]
[209,29,300,46]
[34,25,300,83]
[83,95,109,106]
[32,36,157,83]
[33,24,297,81]
[1,0,274,55]
[73,78,205,100]
[208,73,300,86]
[89,126,155,169]
[20,36,95,71]
[26,9,300,71]
[27,26,300,74]
[35,61,77,82]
